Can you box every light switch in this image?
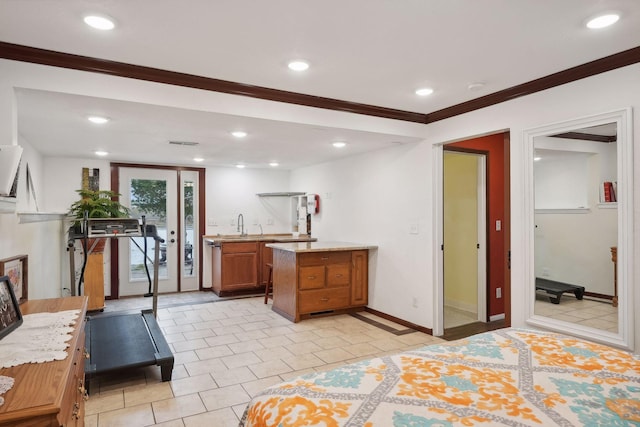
[409,223,419,234]
[496,220,502,231]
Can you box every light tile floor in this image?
[443,306,477,329]
[534,293,618,332]
[85,293,444,427]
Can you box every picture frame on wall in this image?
[0,275,23,340]
[0,254,28,304]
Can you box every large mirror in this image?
[524,108,633,350]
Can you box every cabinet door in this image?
[222,252,258,289]
[299,266,325,290]
[326,263,350,287]
[351,250,368,306]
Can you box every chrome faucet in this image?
[237,213,246,236]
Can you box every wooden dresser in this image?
[269,242,375,322]
[0,296,88,427]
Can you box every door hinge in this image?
[477,243,480,249]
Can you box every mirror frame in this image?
[523,108,634,351]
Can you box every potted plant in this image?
[68,189,130,252]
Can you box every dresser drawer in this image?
[222,241,259,254]
[299,266,325,290]
[299,251,351,266]
[326,263,350,287]
[299,288,350,314]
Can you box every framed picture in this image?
[0,275,22,340]
[0,254,28,304]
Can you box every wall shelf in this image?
[256,192,306,197]
[0,197,17,214]
[17,212,68,223]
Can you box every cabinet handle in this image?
[307,276,316,280]
[321,257,329,260]
[335,274,342,278]
[320,297,329,302]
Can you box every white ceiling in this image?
[1,0,639,169]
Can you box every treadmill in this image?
[67,216,174,394]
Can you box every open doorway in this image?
[443,151,487,329]
[434,132,511,339]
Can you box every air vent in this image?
[169,141,199,146]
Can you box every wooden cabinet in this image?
[212,242,259,295]
[272,249,369,322]
[0,297,88,427]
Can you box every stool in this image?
[264,263,273,304]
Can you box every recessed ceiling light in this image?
[586,13,620,29]
[332,141,347,148]
[95,150,108,156]
[288,60,310,72]
[231,131,247,138]
[193,157,204,162]
[236,164,246,169]
[83,15,116,30]
[88,116,109,124]
[269,162,279,167]
[415,87,434,97]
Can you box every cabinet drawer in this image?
[326,263,350,287]
[222,242,258,254]
[299,251,351,266]
[299,288,350,314]
[299,266,325,290]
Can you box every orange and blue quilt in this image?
[240,328,640,426]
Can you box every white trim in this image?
[477,154,487,323]
[524,108,634,351]
[534,208,590,214]
[432,145,444,337]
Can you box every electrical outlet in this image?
[496,287,502,299]
[412,297,418,308]
[409,223,419,234]
[207,218,218,226]
[542,267,550,277]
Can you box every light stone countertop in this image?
[203,234,316,246]
[266,241,378,253]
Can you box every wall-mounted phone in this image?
[307,193,320,214]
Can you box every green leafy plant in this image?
[68,189,130,222]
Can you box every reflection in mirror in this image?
[525,108,633,350]
[533,123,618,333]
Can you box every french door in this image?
[116,167,200,296]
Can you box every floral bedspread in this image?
[239,328,640,426]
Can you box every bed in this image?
[240,328,640,426]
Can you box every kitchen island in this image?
[267,241,377,322]
[203,234,316,296]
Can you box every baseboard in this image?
[489,313,505,322]
[364,307,433,335]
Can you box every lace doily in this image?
[0,376,14,406]
[0,309,80,368]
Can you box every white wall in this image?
[0,135,65,300]
[291,142,432,326]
